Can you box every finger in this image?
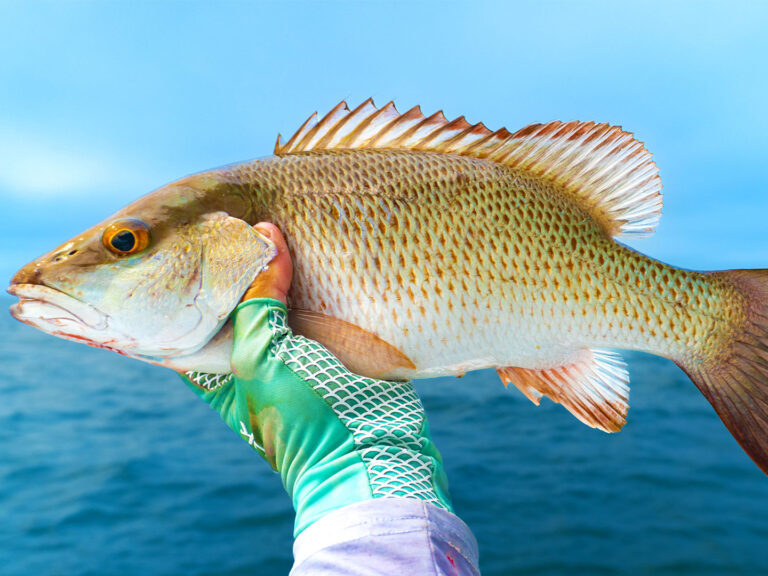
[242,223,293,304]
[253,222,293,291]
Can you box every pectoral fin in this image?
[497,349,630,433]
[288,309,416,380]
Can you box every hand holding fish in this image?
[182,224,479,574]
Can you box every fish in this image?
[8,99,768,475]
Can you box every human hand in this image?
[182,223,452,536]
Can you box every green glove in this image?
[181,298,452,535]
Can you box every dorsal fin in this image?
[275,99,662,239]
[497,348,630,433]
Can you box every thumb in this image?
[242,222,293,305]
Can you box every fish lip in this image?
[8,283,109,331]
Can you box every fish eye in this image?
[102,218,151,256]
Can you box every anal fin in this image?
[497,349,630,433]
[288,309,416,380]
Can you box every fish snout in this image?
[9,259,43,288]
[9,244,83,292]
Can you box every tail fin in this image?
[677,269,768,474]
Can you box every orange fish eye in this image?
[102,218,151,256]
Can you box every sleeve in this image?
[181,298,475,572]
[290,498,481,576]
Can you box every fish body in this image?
[245,149,736,379]
[9,100,768,473]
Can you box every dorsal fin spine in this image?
[465,128,510,157]
[381,106,425,147]
[314,108,349,149]
[302,101,348,151]
[358,102,400,145]
[391,114,429,146]
[444,128,481,152]
[418,116,459,148]
[367,104,405,147]
[346,103,389,145]
[326,100,373,149]
[411,111,448,144]
[281,112,317,152]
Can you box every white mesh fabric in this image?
[267,308,447,509]
[186,371,233,391]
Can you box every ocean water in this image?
[2,297,768,576]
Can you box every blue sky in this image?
[2,1,768,284]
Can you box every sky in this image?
[2,1,768,285]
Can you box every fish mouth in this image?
[8,283,115,347]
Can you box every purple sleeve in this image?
[290,498,481,576]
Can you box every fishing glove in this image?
[181,298,453,535]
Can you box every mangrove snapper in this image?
[9,100,768,474]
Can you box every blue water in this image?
[2,296,768,576]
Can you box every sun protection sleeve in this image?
[290,498,481,576]
[181,298,453,537]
